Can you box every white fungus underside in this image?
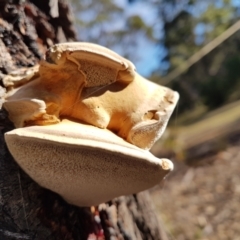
[5,120,173,206]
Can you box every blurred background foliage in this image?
[69,0,240,114]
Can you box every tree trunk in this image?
[0,1,168,239]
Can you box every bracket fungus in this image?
[3,42,179,207]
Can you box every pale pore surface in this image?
[5,120,173,206]
[45,42,136,85]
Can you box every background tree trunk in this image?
[0,1,168,239]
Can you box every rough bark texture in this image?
[0,1,167,239]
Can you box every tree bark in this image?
[0,1,168,239]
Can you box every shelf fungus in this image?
[3,42,179,207]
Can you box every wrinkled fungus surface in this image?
[3,42,179,206]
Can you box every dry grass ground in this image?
[151,143,240,240]
[150,100,240,240]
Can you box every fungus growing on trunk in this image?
[3,42,179,206]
